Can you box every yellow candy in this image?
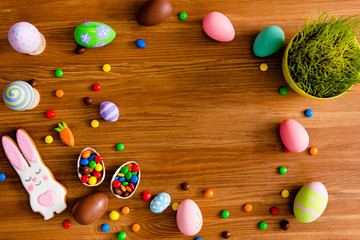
[103,64,111,72]
[91,119,99,128]
[281,189,289,198]
[117,173,125,177]
[109,210,119,220]
[88,176,97,185]
[95,163,103,172]
[44,135,53,144]
[260,63,268,72]
[172,202,180,211]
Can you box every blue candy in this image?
[304,109,313,117]
[0,173,6,181]
[136,39,146,48]
[88,154,96,161]
[130,175,138,184]
[119,177,126,182]
[115,176,120,180]
[101,224,110,232]
[80,158,89,166]
[194,238,203,240]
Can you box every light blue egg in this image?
[253,26,285,57]
[150,192,171,213]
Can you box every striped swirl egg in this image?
[3,81,35,111]
[100,101,119,122]
[293,182,328,223]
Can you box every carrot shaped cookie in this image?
[55,122,74,147]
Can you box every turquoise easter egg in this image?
[74,22,116,48]
[253,26,285,57]
[293,182,328,223]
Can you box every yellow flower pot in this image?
[282,36,356,99]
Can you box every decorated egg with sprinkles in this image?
[3,81,40,111]
[150,192,171,213]
[293,182,328,223]
[74,22,116,48]
[8,22,41,54]
[100,101,119,122]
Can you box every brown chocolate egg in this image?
[72,192,108,225]
[136,0,172,26]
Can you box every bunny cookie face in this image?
[2,129,67,220]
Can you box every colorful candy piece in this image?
[121,206,130,215]
[100,101,119,122]
[45,135,53,144]
[92,83,101,91]
[101,224,110,232]
[55,122,74,147]
[142,191,152,202]
[203,189,214,198]
[116,231,126,240]
[3,81,40,111]
[244,203,253,212]
[258,221,267,230]
[132,223,140,232]
[63,220,71,229]
[179,12,187,20]
[150,192,171,213]
[8,22,46,55]
[221,210,230,218]
[136,39,146,48]
[109,210,120,220]
[45,110,56,119]
[74,22,116,48]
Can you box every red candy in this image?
[132,164,139,172]
[92,83,101,91]
[45,110,56,119]
[81,175,89,183]
[129,182,135,190]
[93,171,102,179]
[63,220,71,229]
[95,156,102,163]
[142,191,152,202]
[112,180,121,188]
[270,207,279,216]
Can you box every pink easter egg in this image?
[176,199,203,236]
[280,119,309,153]
[8,22,41,54]
[202,12,235,42]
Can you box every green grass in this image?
[287,12,360,98]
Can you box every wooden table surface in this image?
[0,0,360,239]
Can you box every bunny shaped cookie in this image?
[2,129,67,220]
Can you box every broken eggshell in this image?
[77,147,105,187]
[110,161,140,199]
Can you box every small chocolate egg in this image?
[74,22,116,48]
[72,192,109,225]
[136,0,172,26]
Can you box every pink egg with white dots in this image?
[8,22,41,54]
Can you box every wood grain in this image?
[0,0,360,239]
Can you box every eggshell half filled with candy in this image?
[280,119,309,153]
[72,192,109,225]
[293,182,328,223]
[77,147,105,187]
[202,12,235,42]
[8,22,46,55]
[74,22,116,48]
[137,0,172,26]
[176,199,203,236]
[100,101,119,122]
[110,161,140,199]
[150,192,171,213]
[253,25,285,57]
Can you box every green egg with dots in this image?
[293,182,328,223]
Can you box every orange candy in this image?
[120,185,126,192]
[121,206,130,215]
[204,189,214,198]
[132,223,140,232]
[89,168,94,173]
[309,147,318,156]
[244,203,253,212]
[126,163,133,170]
[126,186,132,192]
[82,150,91,159]
[55,89,64,98]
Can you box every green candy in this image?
[279,166,287,175]
[122,181,129,186]
[74,22,116,48]
[89,160,96,169]
[55,69,63,77]
[121,166,128,174]
[125,172,132,179]
[116,231,126,240]
[221,210,229,218]
[132,172,138,175]
[279,86,288,95]
[259,221,267,230]
[179,12,187,20]
[116,143,124,151]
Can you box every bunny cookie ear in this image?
[16,129,39,165]
[2,135,28,172]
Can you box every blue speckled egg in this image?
[150,192,171,213]
[253,25,285,57]
[100,101,119,122]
